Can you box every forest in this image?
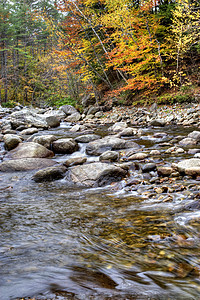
[0,0,200,109]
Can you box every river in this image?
[0,122,200,300]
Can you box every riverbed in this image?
[1,121,200,300]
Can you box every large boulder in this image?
[10,109,48,129]
[28,135,57,149]
[188,131,200,142]
[32,165,67,182]
[52,138,79,154]
[86,136,140,156]
[0,158,56,172]
[179,138,197,147]
[65,112,81,122]
[60,105,78,116]
[3,134,23,150]
[8,142,54,159]
[45,115,60,128]
[108,122,127,132]
[66,162,128,187]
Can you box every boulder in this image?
[45,115,60,128]
[108,122,127,132]
[179,138,197,147]
[52,138,79,154]
[66,162,127,187]
[86,136,140,156]
[99,150,119,162]
[157,166,174,176]
[0,158,56,172]
[28,135,57,149]
[188,131,200,141]
[3,134,23,150]
[75,134,101,143]
[128,152,148,160]
[63,157,87,167]
[8,142,54,159]
[10,109,48,129]
[150,119,166,127]
[20,128,38,135]
[60,105,78,116]
[142,163,156,173]
[65,112,81,122]
[32,165,67,182]
[176,158,200,174]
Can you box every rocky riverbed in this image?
[1,103,200,299]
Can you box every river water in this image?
[1,123,200,300]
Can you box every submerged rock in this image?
[0,158,56,172]
[66,162,128,187]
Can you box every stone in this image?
[8,142,54,159]
[99,150,119,162]
[52,138,79,154]
[28,135,57,149]
[188,131,200,141]
[10,109,48,129]
[118,128,137,137]
[65,112,81,122]
[142,163,156,173]
[66,162,127,187]
[32,165,67,182]
[20,127,38,135]
[150,150,161,156]
[176,158,200,174]
[75,134,101,143]
[128,152,148,160]
[157,166,173,176]
[150,119,166,127]
[108,122,127,132]
[3,134,23,150]
[60,105,78,116]
[0,158,56,172]
[45,115,60,128]
[87,106,100,115]
[86,136,140,156]
[63,157,87,167]
[179,138,197,147]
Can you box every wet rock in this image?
[8,142,54,159]
[75,134,100,143]
[0,158,56,172]
[60,105,78,116]
[179,138,197,147]
[10,109,48,129]
[20,127,38,135]
[28,135,57,149]
[65,112,81,122]
[188,149,200,154]
[32,165,67,182]
[86,136,140,156]
[52,138,79,154]
[63,157,87,167]
[67,162,127,187]
[176,158,200,175]
[157,166,174,176]
[142,163,156,173]
[165,146,185,154]
[3,134,23,150]
[128,152,148,160]
[150,149,161,156]
[188,131,200,141]
[150,119,166,127]
[108,122,127,132]
[117,128,138,137]
[99,150,119,162]
[45,115,60,128]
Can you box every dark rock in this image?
[52,138,79,154]
[99,150,119,162]
[142,163,156,173]
[32,165,67,182]
[0,158,56,172]
[3,134,23,150]
[63,157,87,167]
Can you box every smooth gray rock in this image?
[20,128,38,135]
[86,136,140,156]
[3,134,23,150]
[8,142,54,159]
[65,112,81,122]
[150,119,166,127]
[67,162,127,187]
[142,163,156,173]
[179,138,197,147]
[0,158,56,172]
[10,109,48,129]
[108,122,127,132]
[61,105,78,116]
[52,138,79,154]
[176,158,200,174]
[45,115,60,128]
[75,134,100,143]
[188,131,200,141]
[28,135,57,149]
[99,150,119,162]
[32,165,67,182]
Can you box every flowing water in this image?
[1,123,200,300]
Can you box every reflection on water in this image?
[0,125,200,299]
